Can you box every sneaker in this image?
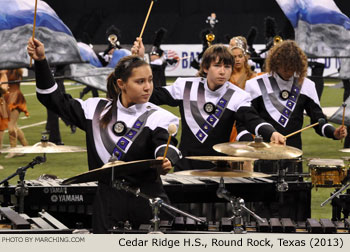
[0,165,3,170]
[41,130,50,134]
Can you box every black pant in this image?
[308,61,325,100]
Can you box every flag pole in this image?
[29,0,38,68]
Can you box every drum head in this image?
[308,158,344,167]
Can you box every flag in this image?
[106,49,131,68]
[78,42,103,67]
[72,44,134,92]
[0,0,82,69]
[276,0,350,78]
[67,63,112,92]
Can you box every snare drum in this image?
[308,159,346,187]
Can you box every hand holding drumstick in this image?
[156,124,177,175]
[285,118,347,140]
[132,0,155,56]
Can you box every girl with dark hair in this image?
[27,38,181,233]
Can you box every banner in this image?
[0,0,82,69]
[276,0,350,78]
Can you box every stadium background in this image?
[44,0,350,45]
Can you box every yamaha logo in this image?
[51,194,58,202]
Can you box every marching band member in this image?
[244,40,347,150]
[132,38,285,171]
[3,69,29,158]
[243,40,347,173]
[229,36,257,90]
[27,38,181,233]
[228,36,258,142]
[0,70,9,169]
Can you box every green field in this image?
[0,80,347,220]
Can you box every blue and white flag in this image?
[276,0,350,78]
[71,43,133,92]
[0,0,82,69]
[106,49,131,68]
[78,42,103,68]
[67,63,112,92]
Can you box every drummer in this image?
[27,38,182,233]
[132,38,286,171]
[243,40,347,173]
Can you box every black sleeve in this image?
[235,106,276,142]
[236,120,254,141]
[304,97,336,139]
[150,86,181,107]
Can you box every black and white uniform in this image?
[150,77,276,171]
[244,73,337,150]
[34,59,181,233]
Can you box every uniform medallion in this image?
[113,121,127,136]
[203,102,216,114]
[280,90,290,100]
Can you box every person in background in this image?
[0,70,9,169]
[43,65,76,144]
[149,28,178,87]
[229,36,257,90]
[228,36,257,142]
[27,37,182,233]
[3,69,29,158]
[343,78,350,148]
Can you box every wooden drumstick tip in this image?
[168,124,177,135]
[163,124,177,161]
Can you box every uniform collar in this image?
[117,95,145,114]
[273,72,294,89]
[203,78,228,94]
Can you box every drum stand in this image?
[276,164,289,192]
[321,170,350,207]
[216,177,265,234]
[321,171,350,220]
[113,179,206,233]
[0,155,46,213]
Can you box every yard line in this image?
[3,121,47,133]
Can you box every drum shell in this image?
[308,159,346,187]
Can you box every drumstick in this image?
[285,118,326,139]
[139,0,155,39]
[29,0,38,68]
[163,124,177,161]
[341,103,346,143]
